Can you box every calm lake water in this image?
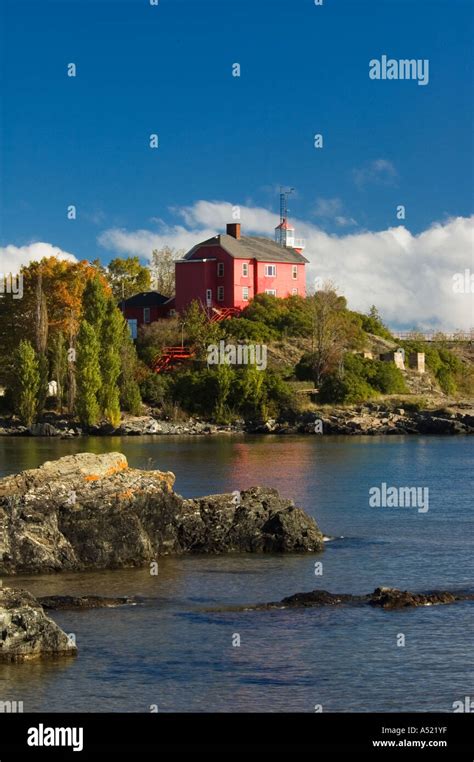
[0,434,472,712]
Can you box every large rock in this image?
[0,453,323,575]
[179,487,323,553]
[0,587,77,662]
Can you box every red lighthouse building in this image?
[175,221,308,315]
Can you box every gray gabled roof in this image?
[185,234,309,264]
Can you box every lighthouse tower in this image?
[275,188,305,253]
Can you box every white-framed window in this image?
[242,286,249,301]
[217,262,224,277]
[265,289,277,296]
[217,286,224,301]
[292,265,298,279]
[265,264,276,277]
[292,288,298,295]
[242,262,248,277]
[127,319,138,340]
[143,307,151,323]
[206,289,212,305]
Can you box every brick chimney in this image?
[226,222,241,240]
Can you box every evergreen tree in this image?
[37,353,50,417]
[100,299,124,426]
[75,321,101,427]
[214,363,234,423]
[119,325,142,416]
[82,275,107,330]
[240,364,266,421]
[49,332,68,411]
[15,340,40,426]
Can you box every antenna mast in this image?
[278,186,294,246]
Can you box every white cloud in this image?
[0,242,77,275]
[98,201,474,331]
[98,224,218,258]
[313,197,343,218]
[313,197,358,227]
[335,215,358,227]
[353,158,398,188]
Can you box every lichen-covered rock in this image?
[0,453,324,575]
[0,587,77,662]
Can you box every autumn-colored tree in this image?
[19,258,107,338]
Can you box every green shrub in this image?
[140,373,169,407]
[223,318,274,343]
[317,351,405,403]
[168,369,219,416]
[436,367,457,395]
[295,352,316,382]
[319,372,376,404]
[370,361,407,394]
[400,341,465,395]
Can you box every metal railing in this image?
[391,330,473,342]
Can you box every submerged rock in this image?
[0,452,324,575]
[250,586,474,611]
[38,595,140,610]
[0,587,77,662]
[368,586,460,609]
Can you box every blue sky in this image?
[1,0,473,328]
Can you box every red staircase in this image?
[209,307,240,323]
[152,346,195,374]
[152,309,241,372]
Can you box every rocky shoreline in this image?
[0,402,473,437]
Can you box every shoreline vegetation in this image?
[0,258,472,436]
